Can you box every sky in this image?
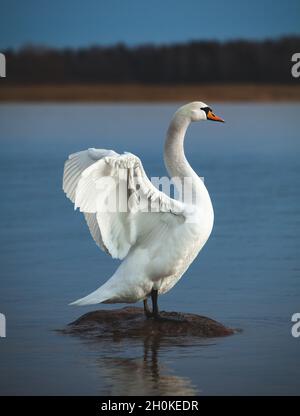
[0,0,300,50]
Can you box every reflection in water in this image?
[94,335,199,396]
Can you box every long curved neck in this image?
[164,112,212,210]
[164,113,199,182]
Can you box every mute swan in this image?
[63,102,224,318]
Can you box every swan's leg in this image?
[151,289,159,318]
[143,298,152,318]
[150,289,187,322]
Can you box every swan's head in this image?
[177,101,225,123]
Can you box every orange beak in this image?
[207,110,225,123]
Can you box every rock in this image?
[61,307,234,339]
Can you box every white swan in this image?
[63,102,224,317]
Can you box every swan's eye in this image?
[200,106,211,115]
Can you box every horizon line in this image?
[2,33,300,53]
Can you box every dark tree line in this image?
[3,36,300,84]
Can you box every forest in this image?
[3,36,300,85]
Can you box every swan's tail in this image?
[69,285,111,306]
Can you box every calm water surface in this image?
[0,103,299,395]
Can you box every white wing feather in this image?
[63,149,197,259]
[63,148,119,252]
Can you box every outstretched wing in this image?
[63,148,119,252]
[63,149,198,260]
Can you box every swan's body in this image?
[63,102,224,314]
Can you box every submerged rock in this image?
[62,307,234,339]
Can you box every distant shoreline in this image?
[1,84,300,102]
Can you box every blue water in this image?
[0,103,299,395]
